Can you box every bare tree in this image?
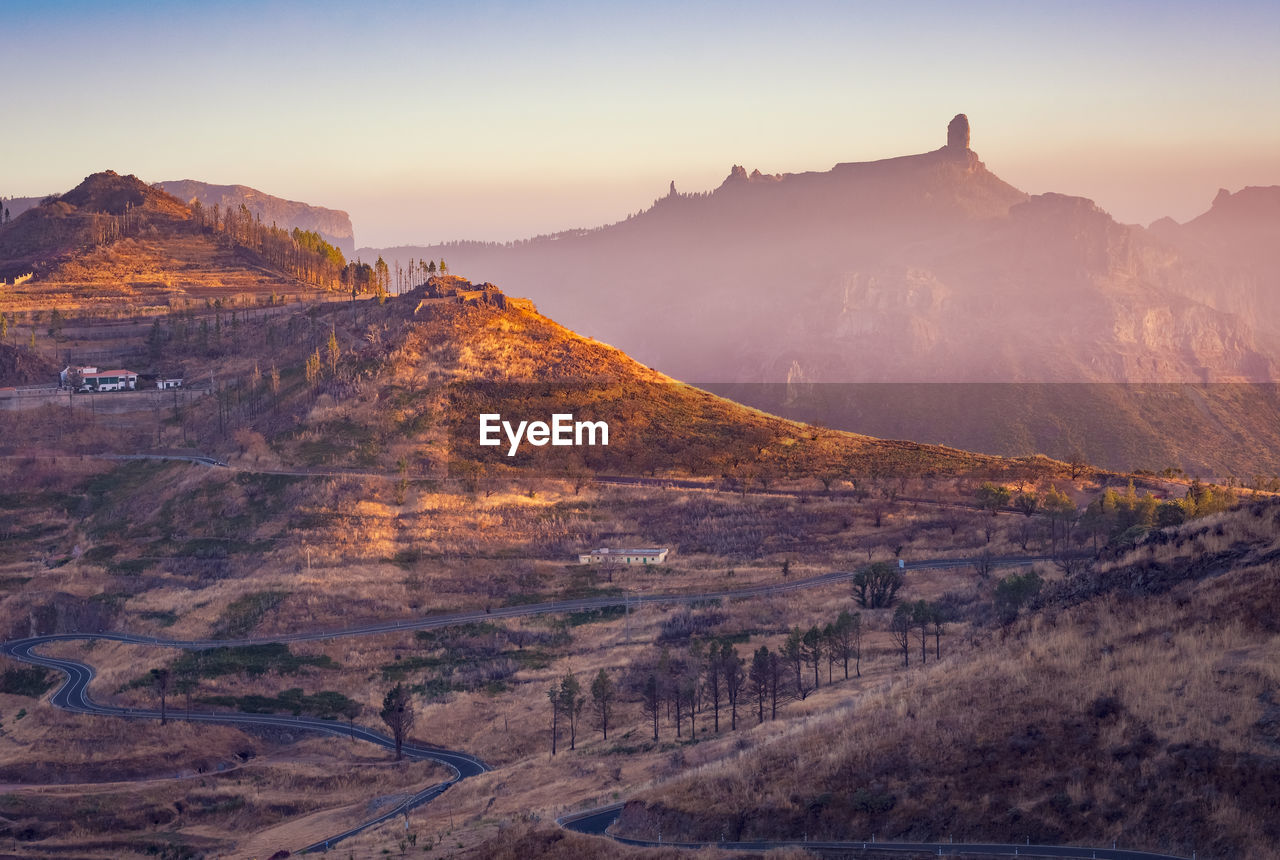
[830,610,860,680]
[802,626,823,691]
[910,601,933,665]
[640,673,661,741]
[1068,449,1089,481]
[783,627,811,700]
[705,645,724,732]
[767,649,785,718]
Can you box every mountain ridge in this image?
[157,179,356,256]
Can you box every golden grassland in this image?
[0,458,1271,856]
[0,450,1089,644]
[0,235,317,319]
[612,505,1280,860]
[0,450,1060,857]
[0,694,451,859]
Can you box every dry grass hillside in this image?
[257,276,1067,486]
[615,500,1280,859]
[0,342,58,385]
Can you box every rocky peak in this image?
[947,114,971,150]
[60,171,187,217]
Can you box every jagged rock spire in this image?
[947,114,970,150]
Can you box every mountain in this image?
[0,171,361,320]
[360,115,1280,475]
[364,115,1274,385]
[0,171,191,277]
[1148,185,1280,345]
[261,274,1016,483]
[158,180,356,256]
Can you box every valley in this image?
[0,146,1275,860]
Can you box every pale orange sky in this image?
[4,1,1278,246]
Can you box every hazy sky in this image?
[3,0,1278,247]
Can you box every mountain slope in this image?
[264,275,1021,482]
[0,171,191,276]
[158,179,356,256]
[0,171,345,316]
[617,498,1280,857]
[1149,185,1280,344]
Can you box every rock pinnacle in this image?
[947,114,970,150]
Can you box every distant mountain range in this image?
[361,115,1279,387]
[7,125,1280,475]
[354,115,1280,475]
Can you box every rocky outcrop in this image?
[947,113,970,149]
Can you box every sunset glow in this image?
[4,0,1278,245]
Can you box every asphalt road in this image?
[0,637,488,853]
[3,553,1054,652]
[0,552,1082,855]
[557,803,1192,859]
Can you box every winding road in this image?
[3,551,1148,857]
[558,803,1192,859]
[0,637,488,854]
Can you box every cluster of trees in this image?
[303,328,342,387]
[588,610,867,750]
[888,600,949,666]
[976,477,1242,556]
[1080,480,1237,546]
[190,200,349,290]
[548,669,615,754]
[394,258,448,294]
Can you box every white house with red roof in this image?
[60,366,139,392]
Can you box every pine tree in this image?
[326,329,340,376]
[590,669,615,741]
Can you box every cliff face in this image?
[1147,185,1280,344]
[365,116,1274,385]
[157,180,355,256]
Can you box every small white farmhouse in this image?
[578,547,669,566]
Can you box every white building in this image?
[578,547,669,566]
[83,369,138,391]
[157,377,184,390]
[68,368,138,392]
